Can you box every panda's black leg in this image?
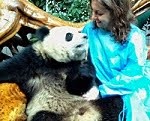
[31,111,62,121]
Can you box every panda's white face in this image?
[42,26,88,62]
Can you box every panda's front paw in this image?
[82,86,100,101]
[65,61,95,96]
[65,72,94,96]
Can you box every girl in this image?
[82,0,150,121]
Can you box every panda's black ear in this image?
[35,26,50,41]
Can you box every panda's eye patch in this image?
[65,33,73,42]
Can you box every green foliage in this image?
[29,0,46,10]
[29,0,91,22]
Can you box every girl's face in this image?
[91,0,111,30]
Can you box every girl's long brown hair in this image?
[90,0,135,44]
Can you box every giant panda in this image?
[0,26,99,121]
[0,26,123,121]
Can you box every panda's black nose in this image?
[83,35,88,39]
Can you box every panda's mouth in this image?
[75,41,87,49]
[75,44,87,56]
[76,44,84,48]
[74,49,87,60]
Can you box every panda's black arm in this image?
[0,46,42,83]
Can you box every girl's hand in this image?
[82,86,100,101]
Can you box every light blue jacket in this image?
[82,21,150,121]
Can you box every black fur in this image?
[35,26,50,40]
[93,96,123,121]
[32,111,62,121]
[0,46,46,97]
[66,61,96,96]
[0,46,37,82]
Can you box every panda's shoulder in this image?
[12,45,41,64]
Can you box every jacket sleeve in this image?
[99,30,149,98]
